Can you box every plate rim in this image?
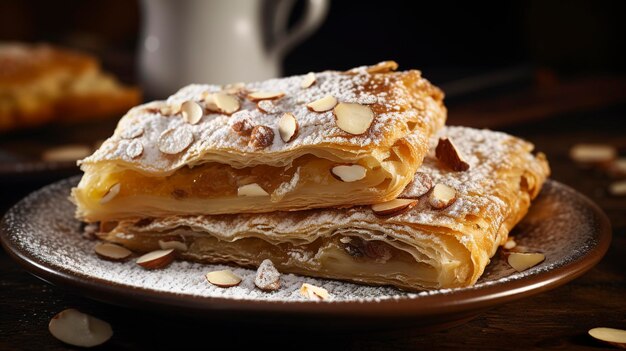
[0,178,612,319]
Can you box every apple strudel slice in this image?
[97,126,550,290]
[72,62,446,221]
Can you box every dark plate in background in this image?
[0,119,118,183]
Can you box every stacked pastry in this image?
[72,62,549,291]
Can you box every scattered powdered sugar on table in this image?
[2,177,600,304]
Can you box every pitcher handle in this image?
[270,0,329,59]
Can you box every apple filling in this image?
[82,154,390,202]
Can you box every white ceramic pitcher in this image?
[139,0,329,98]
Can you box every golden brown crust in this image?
[102,127,551,290]
[73,62,446,219]
[0,43,141,132]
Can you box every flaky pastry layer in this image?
[100,127,550,291]
[73,62,446,220]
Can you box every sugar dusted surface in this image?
[81,67,443,172]
[2,176,600,303]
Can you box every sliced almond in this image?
[126,139,143,159]
[300,72,316,88]
[159,102,181,116]
[371,199,418,217]
[333,102,374,135]
[206,270,242,288]
[181,100,203,124]
[100,183,121,205]
[247,91,285,102]
[507,252,545,272]
[366,61,399,74]
[49,309,113,348]
[158,127,194,154]
[254,259,281,291]
[222,82,246,95]
[211,93,240,115]
[306,95,337,112]
[435,137,470,171]
[257,99,279,114]
[300,283,329,301]
[249,125,274,149]
[588,327,626,349]
[136,249,175,270]
[570,144,616,164]
[331,164,367,182]
[400,172,433,198]
[278,113,299,143]
[237,183,270,197]
[503,238,517,250]
[42,144,92,162]
[121,126,144,139]
[609,180,626,196]
[94,243,132,261]
[428,183,457,209]
[158,240,188,252]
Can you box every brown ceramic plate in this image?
[0,177,611,330]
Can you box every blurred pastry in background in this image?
[0,43,141,132]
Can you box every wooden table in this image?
[1,101,624,350]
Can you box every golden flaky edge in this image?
[100,127,550,291]
[0,43,141,132]
[72,62,446,220]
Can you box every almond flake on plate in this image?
[206,270,242,288]
[507,252,545,272]
[94,243,132,261]
[136,249,175,270]
[255,259,281,291]
[300,283,330,301]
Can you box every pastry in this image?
[72,62,446,221]
[0,43,141,132]
[96,127,550,290]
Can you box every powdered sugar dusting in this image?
[80,65,445,171]
[1,173,602,304]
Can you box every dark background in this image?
[1,1,625,350]
[1,0,624,83]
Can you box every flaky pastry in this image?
[98,127,550,290]
[73,62,446,220]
